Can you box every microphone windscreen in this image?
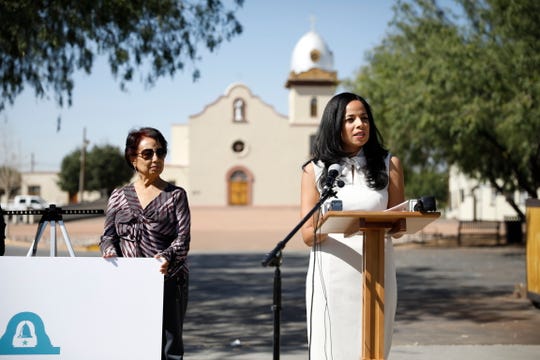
[328,163,341,176]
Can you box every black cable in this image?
[307,211,318,360]
[308,206,335,360]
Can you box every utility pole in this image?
[78,128,89,203]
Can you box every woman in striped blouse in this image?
[100,127,191,360]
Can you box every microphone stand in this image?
[261,185,337,360]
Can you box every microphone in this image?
[412,196,437,212]
[324,163,342,189]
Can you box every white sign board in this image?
[0,257,163,359]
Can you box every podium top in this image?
[317,210,440,236]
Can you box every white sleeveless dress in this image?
[306,151,397,360]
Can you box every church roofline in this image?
[224,82,251,95]
[188,83,288,120]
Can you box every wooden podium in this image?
[318,210,440,360]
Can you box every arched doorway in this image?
[227,168,253,206]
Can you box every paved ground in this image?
[3,207,540,359]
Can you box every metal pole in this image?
[78,127,89,203]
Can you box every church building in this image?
[163,29,338,206]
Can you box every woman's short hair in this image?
[124,127,168,169]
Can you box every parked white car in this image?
[2,195,48,211]
[1,195,49,224]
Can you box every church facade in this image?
[163,29,338,206]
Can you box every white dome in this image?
[290,31,334,74]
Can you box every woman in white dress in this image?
[301,92,405,359]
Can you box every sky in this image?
[1,0,399,172]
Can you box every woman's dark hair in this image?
[124,127,168,169]
[307,92,389,190]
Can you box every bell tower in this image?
[285,26,338,125]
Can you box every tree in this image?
[57,149,82,200]
[0,166,21,202]
[0,124,22,202]
[86,144,133,196]
[0,0,244,112]
[345,0,540,219]
[58,145,133,200]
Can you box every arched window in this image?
[233,98,246,122]
[310,97,317,117]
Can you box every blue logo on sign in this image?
[0,312,60,355]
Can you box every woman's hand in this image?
[154,254,169,275]
[102,249,117,258]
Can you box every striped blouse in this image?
[99,183,191,280]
